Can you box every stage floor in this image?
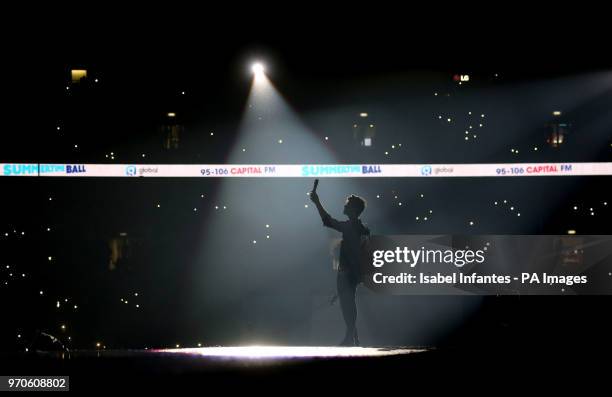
[150,345,425,359]
[1,345,606,391]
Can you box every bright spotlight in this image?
[251,62,265,76]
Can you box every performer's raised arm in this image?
[310,190,343,232]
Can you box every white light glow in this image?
[155,346,424,359]
[251,62,265,76]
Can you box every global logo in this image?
[421,165,432,176]
[126,165,137,176]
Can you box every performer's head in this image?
[343,195,366,219]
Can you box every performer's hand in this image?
[309,191,320,204]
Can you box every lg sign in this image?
[452,74,470,82]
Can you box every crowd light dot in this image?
[469,221,474,226]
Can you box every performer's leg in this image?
[337,272,358,345]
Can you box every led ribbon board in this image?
[2,163,612,178]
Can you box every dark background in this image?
[1,7,611,352]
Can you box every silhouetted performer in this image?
[310,183,370,346]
